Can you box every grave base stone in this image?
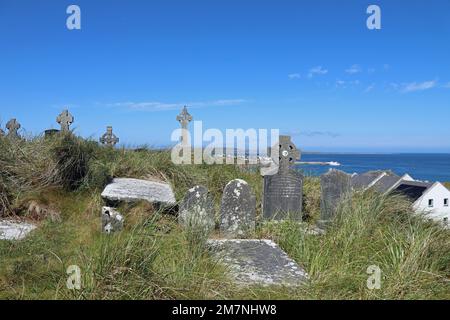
[102,207,124,233]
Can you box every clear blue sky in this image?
[1,0,449,152]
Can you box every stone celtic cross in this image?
[99,126,119,146]
[56,109,74,132]
[176,106,192,144]
[6,118,21,139]
[275,135,300,172]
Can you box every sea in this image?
[297,153,450,182]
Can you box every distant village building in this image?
[351,170,450,226]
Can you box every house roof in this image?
[392,181,433,202]
[371,174,402,193]
[351,171,385,190]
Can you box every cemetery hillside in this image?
[0,132,449,300]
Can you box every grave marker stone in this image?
[319,169,352,227]
[101,207,124,233]
[220,179,256,238]
[56,109,74,132]
[99,126,119,146]
[6,118,21,140]
[176,106,192,146]
[262,135,303,220]
[179,185,215,233]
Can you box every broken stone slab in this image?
[208,239,308,287]
[101,178,176,206]
[102,206,124,233]
[0,220,37,241]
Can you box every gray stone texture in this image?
[220,179,256,238]
[179,185,215,233]
[99,126,119,146]
[208,239,308,287]
[6,118,21,140]
[56,109,74,132]
[320,169,352,224]
[0,220,36,241]
[101,178,176,206]
[102,206,124,233]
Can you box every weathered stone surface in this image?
[56,109,74,132]
[99,126,119,146]
[208,239,308,287]
[44,129,60,138]
[263,170,303,220]
[262,135,303,220]
[320,169,352,226]
[101,178,176,206]
[6,118,21,140]
[179,185,215,233]
[0,220,36,240]
[102,207,124,233]
[220,179,256,238]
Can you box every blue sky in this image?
[1,0,449,152]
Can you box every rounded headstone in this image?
[179,185,215,233]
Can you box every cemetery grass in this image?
[0,134,449,300]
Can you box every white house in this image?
[351,170,450,227]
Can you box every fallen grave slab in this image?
[208,239,308,287]
[101,178,176,206]
[0,220,37,241]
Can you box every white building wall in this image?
[413,183,450,226]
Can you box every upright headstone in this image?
[319,169,352,227]
[99,126,119,146]
[56,109,74,132]
[179,185,215,233]
[44,129,60,138]
[220,179,256,238]
[176,106,192,146]
[262,135,303,221]
[6,118,21,140]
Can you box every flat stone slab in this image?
[208,239,308,287]
[0,220,37,240]
[101,178,176,206]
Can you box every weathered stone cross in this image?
[176,106,192,144]
[6,118,21,139]
[99,126,119,146]
[274,135,300,172]
[56,109,74,132]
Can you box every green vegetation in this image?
[0,134,449,299]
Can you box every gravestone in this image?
[44,129,60,138]
[208,239,308,287]
[101,207,124,233]
[176,106,192,145]
[99,126,119,146]
[220,179,256,238]
[101,178,176,206]
[6,118,21,140]
[0,220,36,241]
[262,135,303,220]
[179,185,215,233]
[319,169,352,227]
[56,109,74,132]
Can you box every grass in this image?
[0,134,449,300]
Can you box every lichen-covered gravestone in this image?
[208,239,308,287]
[263,135,303,221]
[56,109,74,132]
[179,185,215,233]
[319,169,352,228]
[6,118,21,140]
[220,179,256,238]
[99,126,119,146]
[102,207,124,233]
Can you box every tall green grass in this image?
[0,134,448,299]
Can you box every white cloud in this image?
[345,64,362,74]
[401,80,437,93]
[308,66,328,78]
[335,80,360,88]
[288,73,301,79]
[107,99,246,112]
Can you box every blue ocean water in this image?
[297,153,450,182]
